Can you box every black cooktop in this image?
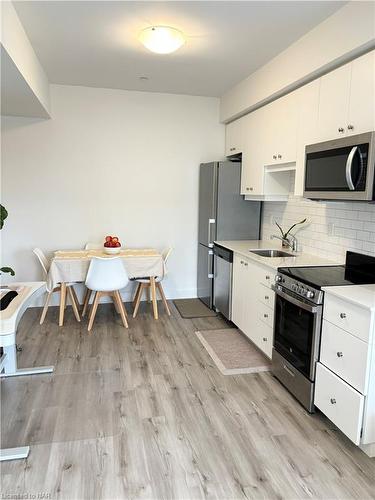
[278,251,375,289]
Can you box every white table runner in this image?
[47,248,164,291]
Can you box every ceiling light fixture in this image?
[139,26,185,54]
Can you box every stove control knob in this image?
[275,275,282,283]
[306,291,315,299]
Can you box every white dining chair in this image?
[132,247,172,318]
[33,248,81,325]
[84,256,129,331]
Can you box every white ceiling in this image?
[13,1,346,97]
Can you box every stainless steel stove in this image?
[271,251,375,413]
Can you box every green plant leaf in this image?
[0,204,8,230]
[0,267,15,276]
[284,218,307,238]
[275,221,286,238]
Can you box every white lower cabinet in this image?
[320,320,370,394]
[231,254,274,358]
[315,363,364,445]
[316,288,375,457]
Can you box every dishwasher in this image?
[213,244,233,320]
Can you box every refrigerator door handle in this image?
[208,219,216,248]
[208,249,214,278]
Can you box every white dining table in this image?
[48,248,164,324]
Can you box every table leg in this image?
[59,282,67,326]
[150,277,158,320]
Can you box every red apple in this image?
[105,236,112,242]
[115,241,121,247]
[104,242,110,247]
[112,237,119,243]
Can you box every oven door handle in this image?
[272,285,318,313]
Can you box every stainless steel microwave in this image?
[304,132,375,201]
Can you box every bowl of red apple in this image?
[103,236,122,255]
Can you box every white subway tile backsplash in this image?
[262,194,375,261]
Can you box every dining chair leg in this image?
[82,288,91,317]
[146,286,151,303]
[59,282,67,327]
[67,287,81,322]
[112,293,120,314]
[133,284,144,318]
[132,283,141,306]
[150,277,158,320]
[40,291,53,324]
[113,291,128,328]
[88,291,101,332]
[157,282,170,316]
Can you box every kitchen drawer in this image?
[320,320,370,394]
[315,363,364,445]
[259,268,276,289]
[323,294,371,342]
[253,320,273,359]
[257,284,275,308]
[258,303,274,328]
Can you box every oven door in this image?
[303,132,375,201]
[273,286,322,381]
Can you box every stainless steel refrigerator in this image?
[197,161,262,308]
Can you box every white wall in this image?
[220,1,375,122]
[1,84,224,301]
[1,1,51,117]
[262,188,375,262]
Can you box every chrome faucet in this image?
[271,234,299,252]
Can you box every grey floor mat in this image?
[173,298,217,318]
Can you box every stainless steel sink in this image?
[249,249,295,258]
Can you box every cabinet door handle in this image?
[347,124,354,130]
[262,337,267,342]
[265,275,270,280]
[277,154,282,159]
[340,313,346,319]
[273,155,277,160]
[246,187,253,191]
[338,127,345,133]
[337,352,343,358]
[263,313,268,318]
[330,398,336,405]
[265,295,269,300]
[240,260,244,264]
[244,262,248,267]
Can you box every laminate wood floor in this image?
[1,302,375,500]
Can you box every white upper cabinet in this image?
[348,51,375,135]
[225,117,244,156]
[263,92,298,166]
[317,51,375,142]
[225,51,375,199]
[241,108,267,196]
[318,63,351,141]
[295,79,320,196]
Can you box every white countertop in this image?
[215,240,342,270]
[322,284,375,311]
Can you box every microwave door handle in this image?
[345,146,358,190]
